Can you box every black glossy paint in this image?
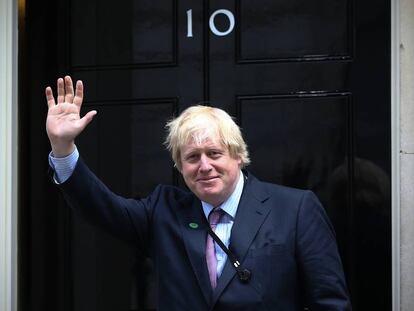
[21,0,390,310]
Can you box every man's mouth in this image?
[197,176,219,182]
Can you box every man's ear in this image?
[175,162,182,173]
[237,157,242,167]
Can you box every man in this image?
[46,76,352,310]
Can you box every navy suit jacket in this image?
[58,158,352,311]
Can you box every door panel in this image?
[71,0,176,68]
[239,94,351,266]
[237,0,351,61]
[69,0,204,309]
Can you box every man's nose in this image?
[199,154,212,172]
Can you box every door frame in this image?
[0,0,18,310]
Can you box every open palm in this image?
[45,76,96,157]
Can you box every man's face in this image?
[180,134,241,207]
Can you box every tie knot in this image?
[208,208,223,227]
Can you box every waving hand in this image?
[45,76,97,157]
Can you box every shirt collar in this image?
[201,170,244,220]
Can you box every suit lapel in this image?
[212,174,271,304]
[176,194,212,304]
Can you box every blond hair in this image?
[164,105,250,171]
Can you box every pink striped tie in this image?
[206,208,223,289]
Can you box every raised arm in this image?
[45,77,151,245]
[45,76,97,157]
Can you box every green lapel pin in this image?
[189,222,199,229]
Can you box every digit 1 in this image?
[187,9,193,37]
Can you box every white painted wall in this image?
[392,1,401,309]
[0,0,18,310]
[400,0,414,310]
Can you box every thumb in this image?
[78,110,97,130]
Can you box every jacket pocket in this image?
[248,244,285,258]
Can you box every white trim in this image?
[0,0,18,310]
[391,0,401,310]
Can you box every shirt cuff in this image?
[48,146,79,184]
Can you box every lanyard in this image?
[205,222,251,282]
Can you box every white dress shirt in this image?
[201,172,244,277]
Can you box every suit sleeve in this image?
[56,157,158,253]
[296,191,352,311]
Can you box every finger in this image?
[64,76,74,103]
[57,78,65,104]
[78,110,97,130]
[73,80,84,108]
[45,87,56,109]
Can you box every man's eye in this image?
[186,154,198,161]
[208,151,221,157]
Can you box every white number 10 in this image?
[186,9,235,38]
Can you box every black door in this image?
[21,0,390,310]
